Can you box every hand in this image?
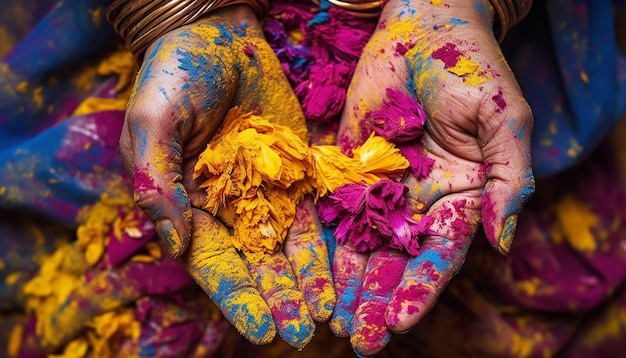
[119,5,334,348]
[329,0,535,355]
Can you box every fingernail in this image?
[498,214,518,255]
[156,219,183,258]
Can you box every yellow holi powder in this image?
[0,26,16,57]
[447,56,492,85]
[555,194,599,252]
[23,244,85,341]
[49,337,89,358]
[87,309,141,357]
[579,304,626,347]
[194,108,408,263]
[566,138,583,158]
[5,272,20,285]
[72,97,129,116]
[7,325,22,357]
[129,242,163,264]
[71,48,136,116]
[89,7,103,25]
[580,70,589,84]
[184,218,277,344]
[16,81,28,93]
[430,0,443,4]
[76,190,136,266]
[514,277,542,297]
[32,86,43,108]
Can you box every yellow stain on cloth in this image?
[21,185,146,354]
[194,108,409,263]
[71,48,136,116]
[555,194,599,252]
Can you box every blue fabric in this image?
[504,0,626,177]
[0,0,123,225]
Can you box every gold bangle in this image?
[312,0,382,18]
[107,0,268,61]
[490,0,533,42]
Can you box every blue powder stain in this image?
[406,76,417,97]
[472,0,490,19]
[238,303,273,340]
[450,18,468,25]
[212,275,237,303]
[158,86,169,100]
[215,24,233,44]
[173,183,187,205]
[507,117,526,138]
[323,300,334,312]
[322,226,337,265]
[405,56,436,99]
[233,23,247,37]
[176,49,223,108]
[139,344,156,357]
[161,69,174,76]
[137,38,163,89]
[504,170,536,216]
[338,282,358,310]
[134,121,148,158]
[308,0,330,26]
[280,322,313,345]
[412,249,450,272]
[214,38,223,45]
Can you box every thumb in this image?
[479,90,535,255]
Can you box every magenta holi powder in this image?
[431,42,463,68]
[492,88,507,113]
[132,167,162,194]
[351,251,407,353]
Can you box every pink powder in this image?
[386,285,429,327]
[352,251,406,349]
[394,41,414,56]
[492,88,507,113]
[481,190,497,242]
[133,166,162,194]
[431,42,462,69]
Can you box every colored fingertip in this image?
[498,214,518,255]
[329,280,360,337]
[302,275,335,322]
[155,219,186,258]
[350,300,392,357]
[220,289,277,345]
[273,299,315,349]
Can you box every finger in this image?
[284,199,335,322]
[183,209,275,345]
[385,191,480,333]
[120,29,237,258]
[350,248,408,357]
[479,93,535,254]
[247,252,315,349]
[328,243,368,337]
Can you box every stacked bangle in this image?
[107,0,268,61]
[490,0,533,42]
[324,0,383,18]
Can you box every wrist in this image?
[107,0,268,61]
[378,0,529,42]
